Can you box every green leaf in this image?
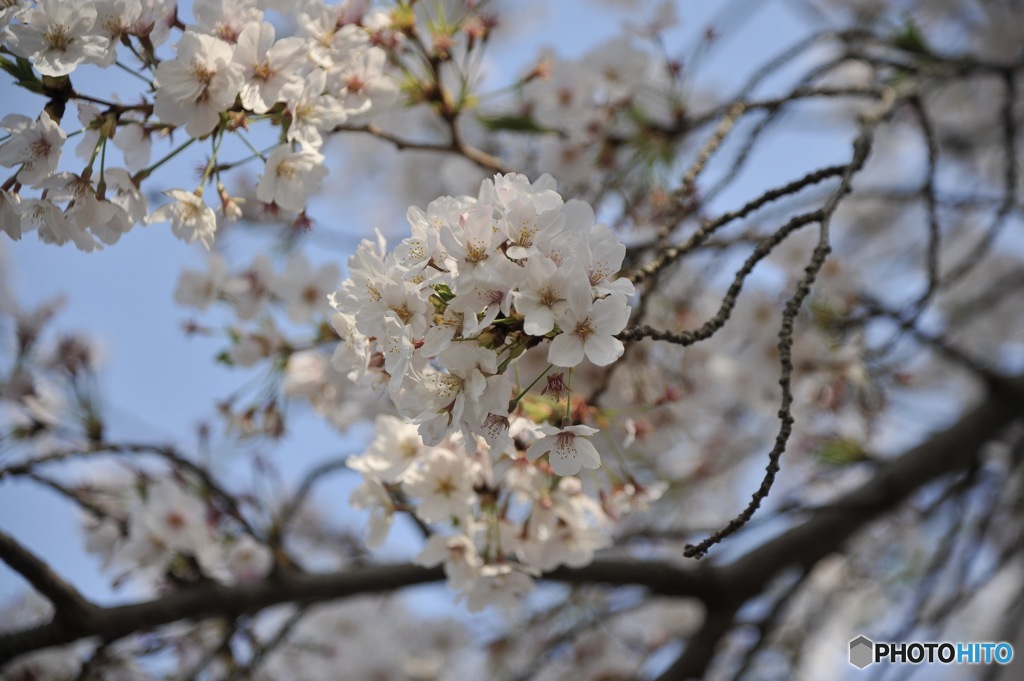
[0,55,46,95]
[819,439,868,465]
[477,114,546,134]
[433,283,455,302]
[892,18,931,56]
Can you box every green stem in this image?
[96,138,107,196]
[84,133,104,173]
[200,129,225,188]
[234,130,269,162]
[114,60,153,85]
[133,136,197,183]
[509,364,553,409]
[563,367,574,425]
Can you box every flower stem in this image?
[133,136,197,183]
[509,364,552,410]
[563,367,574,426]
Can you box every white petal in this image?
[583,334,623,366]
[548,333,585,367]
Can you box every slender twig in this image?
[331,123,508,173]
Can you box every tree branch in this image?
[0,530,96,628]
[0,560,716,666]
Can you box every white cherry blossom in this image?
[153,31,244,138]
[0,112,66,187]
[402,448,477,524]
[282,69,349,151]
[414,533,482,590]
[256,145,329,213]
[233,21,306,114]
[193,0,262,44]
[174,253,230,310]
[274,253,340,323]
[6,0,109,76]
[548,284,630,367]
[526,424,602,476]
[149,189,217,250]
[93,0,143,66]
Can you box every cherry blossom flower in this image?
[349,475,396,548]
[513,256,585,336]
[256,146,329,213]
[526,424,602,476]
[174,253,229,310]
[329,312,371,383]
[464,564,534,612]
[233,21,306,114]
[224,536,273,583]
[73,103,104,165]
[153,31,244,138]
[92,0,143,66]
[121,478,214,571]
[21,197,101,252]
[227,320,285,366]
[6,0,109,76]
[548,284,630,367]
[193,0,262,44]
[402,448,477,523]
[347,414,427,484]
[281,70,349,151]
[111,117,152,173]
[299,7,367,69]
[273,253,340,323]
[0,112,66,187]
[403,345,510,446]
[224,255,275,319]
[414,534,482,590]
[149,189,218,250]
[327,45,398,115]
[104,168,149,227]
[35,172,132,245]
[0,190,22,240]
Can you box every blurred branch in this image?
[2,441,259,540]
[0,529,96,628]
[331,122,509,173]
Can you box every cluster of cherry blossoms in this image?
[0,0,396,251]
[350,413,663,610]
[81,473,274,589]
[330,172,635,454]
[326,172,658,600]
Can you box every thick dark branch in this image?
[655,602,741,681]
[0,530,96,627]
[0,560,717,665]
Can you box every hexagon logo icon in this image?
[850,636,874,669]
